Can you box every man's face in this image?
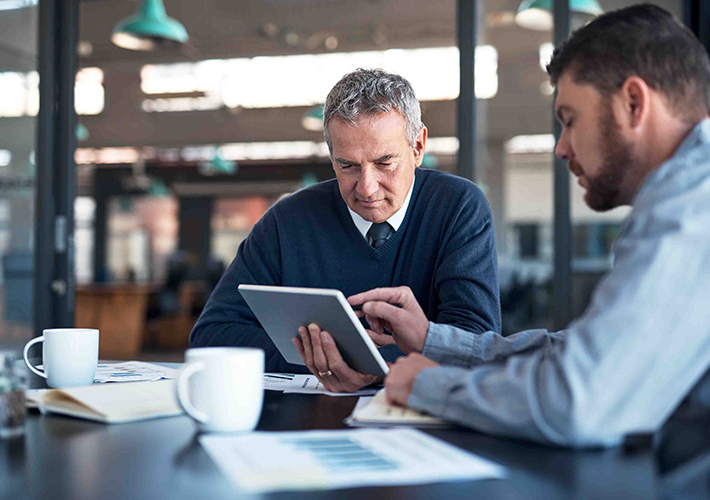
[329,111,426,223]
[554,72,639,211]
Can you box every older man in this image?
[190,69,501,391]
[345,5,710,446]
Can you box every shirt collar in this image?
[347,175,416,240]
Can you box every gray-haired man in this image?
[191,68,501,392]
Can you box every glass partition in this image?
[0,3,38,349]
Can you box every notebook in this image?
[345,389,450,427]
[26,380,183,424]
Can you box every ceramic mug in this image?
[176,347,264,432]
[23,328,99,388]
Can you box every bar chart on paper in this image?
[199,428,505,492]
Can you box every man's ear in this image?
[413,126,428,167]
[619,76,649,129]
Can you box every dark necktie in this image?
[367,222,393,248]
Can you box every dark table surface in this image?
[3,370,710,500]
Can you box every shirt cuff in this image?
[407,365,470,417]
[421,321,477,368]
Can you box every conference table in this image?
[2,366,709,500]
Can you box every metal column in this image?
[552,0,572,330]
[34,0,79,333]
[457,0,477,182]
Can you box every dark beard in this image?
[584,104,632,211]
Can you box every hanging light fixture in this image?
[112,0,188,51]
[515,0,602,31]
[198,148,237,176]
[301,104,324,132]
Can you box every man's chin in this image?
[584,190,621,212]
[353,205,392,223]
[359,212,388,224]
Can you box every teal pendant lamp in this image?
[515,0,602,31]
[199,148,237,176]
[301,104,324,132]
[112,0,188,51]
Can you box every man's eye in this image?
[377,162,392,168]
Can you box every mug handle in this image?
[176,361,209,424]
[23,336,47,379]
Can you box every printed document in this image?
[264,373,379,397]
[94,361,178,383]
[200,428,504,492]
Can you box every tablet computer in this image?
[238,284,388,377]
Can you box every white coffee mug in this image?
[176,347,264,432]
[23,328,99,388]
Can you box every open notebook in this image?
[346,389,449,427]
[26,380,183,424]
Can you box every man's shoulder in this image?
[271,178,340,212]
[416,168,488,204]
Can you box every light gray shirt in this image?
[409,119,710,448]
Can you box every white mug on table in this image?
[23,328,99,388]
[176,347,264,432]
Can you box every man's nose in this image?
[555,131,572,161]
[356,168,379,198]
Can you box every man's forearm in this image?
[421,322,565,368]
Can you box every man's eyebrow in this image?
[333,154,397,165]
[334,156,357,166]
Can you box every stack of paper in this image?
[200,428,504,492]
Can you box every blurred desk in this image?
[75,284,152,359]
[75,282,204,359]
[3,384,697,499]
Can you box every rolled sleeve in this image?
[422,322,477,367]
[407,366,471,417]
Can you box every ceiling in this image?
[0,0,685,160]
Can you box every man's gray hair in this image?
[323,68,423,152]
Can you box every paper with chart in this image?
[264,373,379,397]
[199,428,504,492]
[93,361,178,383]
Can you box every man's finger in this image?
[348,286,409,307]
[292,336,306,361]
[320,330,362,381]
[308,324,329,373]
[367,330,393,346]
[367,315,385,334]
[362,300,406,325]
[299,325,314,366]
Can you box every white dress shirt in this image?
[408,119,710,448]
[347,177,415,242]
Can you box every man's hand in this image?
[292,323,381,393]
[384,353,439,406]
[367,329,396,348]
[349,286,429,354]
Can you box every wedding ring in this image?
[318,370,333,377]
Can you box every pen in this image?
[351,302,403,311]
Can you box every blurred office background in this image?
[0,0,689,359]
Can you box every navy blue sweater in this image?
[190,168,501,372]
